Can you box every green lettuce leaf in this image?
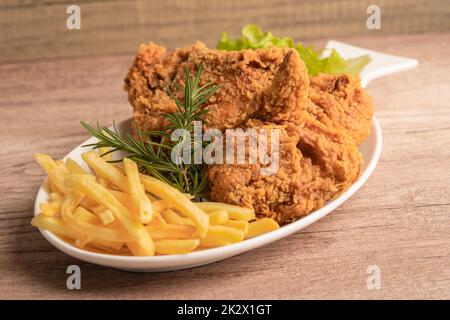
[217,24,371,76]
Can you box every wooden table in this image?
[0,32,449,299]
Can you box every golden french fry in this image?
[40,199,62,217]
[195,202,255,221]
[107,190,138,212]
[84,243,130,255]
[98,146,113,161]
[35,153,70,194]
[48,179,60,194]
[61,195,132,242]
[146,224,196,240]
[109,190,165,224]
[224,220,249,234]
[208,210,229,225]
[66,158,88,175]
[152,199,171,214]
[161,209,194,226]
[34,153,56,171]
[125,241,152,256]
[154,239,200,255]
[31,214,123,250]
[200,225,244,247]
[123,158,152,223]
[79,196,97,210]
[199,238,229,248]
[246,218,280,238]
[73,206,101,224]
[81,152,162,224]
[89,204,115,225]
[32,213,78,238]
[97,209,115,225]
[140,175,209,237]
[49,192,63,201]
[64,174,154,255]
[82,151,128,191]
[97,177,111,189]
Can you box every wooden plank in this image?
[0,0,449,62]
[0,32,449,299]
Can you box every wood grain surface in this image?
[0,32,449,299]
[1,0,449,62]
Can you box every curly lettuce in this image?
[217,24,371,76]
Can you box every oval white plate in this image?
[34,117,382,272]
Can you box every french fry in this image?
[154,239,200,255]
[31,214,123,250]
[126,241,158,256]
[224,220,249,234]
[97,209,115,225]
[66,158,88,175]
[89,205,115,225]
[74,239,90,248]
[246,218,280,238]
[146,224,196,240]
[81,151,128,191]
[98,146,113,161]
[195,202,255,221]
[49,192,63,201]
[61,195,132,242]
[200,225,244,247]
[48,179,60,195]
[84,243,130,255]
[40,199,62,217]
[97,177,111,189]
[110,190,165,224]
[64,174,155,256]
[32,214,78,239]
[208,210,229,225]
[73,206,101,224]
[140,175,209,237]
[34,153,56,172]
[152,199,171,214]
[35,153,70,194]
[123,158,152,223]
[79,196,98,210]
[161,209,194,226]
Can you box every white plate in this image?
[33,41,417,272]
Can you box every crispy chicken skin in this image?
[124,42,373,224]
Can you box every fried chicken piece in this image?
[207,119,361,223]
[124,42,309,134]
[260,55,363,186]
[258,50,310,121]
[207,120,336,223]
[309,73,374,145]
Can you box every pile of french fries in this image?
[32,149,280,256]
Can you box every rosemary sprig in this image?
[81,61,220,197]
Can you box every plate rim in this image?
[33,117,382,268]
